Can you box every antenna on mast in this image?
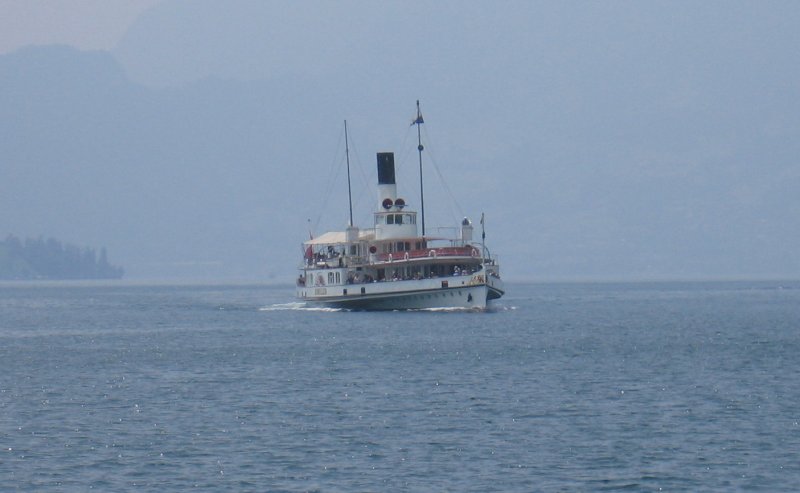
[413,100,426,236]
[345,120,354,227]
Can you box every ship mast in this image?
[345,120,354,227]
[413,100,426,236]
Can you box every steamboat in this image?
[296,103,504,309]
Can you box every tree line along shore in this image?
[0,234,123,280]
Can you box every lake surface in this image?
[1,281,799,491]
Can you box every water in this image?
[1,281,799,491]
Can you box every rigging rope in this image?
[309,115,467,238]
[420,124,465,225]
[311,121,376,235]
[312,125,346,236]
[346,130,374,227]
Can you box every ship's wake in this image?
[407,306,483,313]
[259,302,344,312]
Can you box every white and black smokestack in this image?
[376,152,397,210]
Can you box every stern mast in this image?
[413,100,426,237]
[345,120,354,227]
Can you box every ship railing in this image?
[373,246,482,263]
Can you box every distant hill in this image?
[0,45,312,280]
[0,235,123,280]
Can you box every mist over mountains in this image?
[2,1,799,281]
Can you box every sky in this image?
[1,1,799,282]
[0,0,160,54]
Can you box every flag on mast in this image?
[411,100,424,125]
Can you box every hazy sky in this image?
[0,0,160,53]
[2,1,799,281]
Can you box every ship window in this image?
[387,214,394,224]
[395,214,403,224]
[328,272,335,284]
[335,272,341,284]
[409,215,416,224]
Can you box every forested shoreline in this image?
[0,235,123,280]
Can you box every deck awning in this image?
[304,230,374,246]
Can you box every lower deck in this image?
[296,266,504,310]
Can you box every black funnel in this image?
[377,152,396,185]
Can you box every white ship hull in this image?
[297,272,504,310]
